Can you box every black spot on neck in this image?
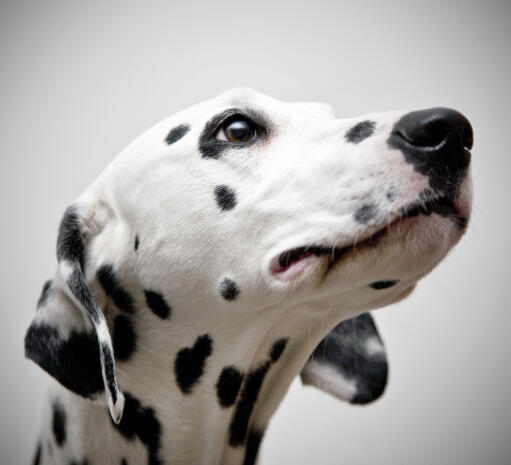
[97,265,135,314]
[354,203,378,224]
[164,124,190,145]
[229,337,288,446]
[56,206,85,268]
[219,278,240,301]
[175,335,213,394]
[345,120,376,143]
[111,393,162,465]
[214,185,238,211]
[37,280,53,308]
[144,290,172,320]
[269,338,288,363]
[121,459,128,465]
[216,366,243,407]
[52,401,66,446]
[243,430,264,465]
[369,280,398,290]
[134,235,140,251]
[25,324,104,398]
[229,362,270,446]
[113,315,136,361]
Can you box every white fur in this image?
[32,88,471,465]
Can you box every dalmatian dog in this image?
[25,88,473,465]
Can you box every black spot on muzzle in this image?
[345,120,376,143]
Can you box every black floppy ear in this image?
[25,278,105,398]
[300,312,388,404]
[24,204,125,422]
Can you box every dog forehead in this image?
[93,88,339,194]
[185,87,335,124]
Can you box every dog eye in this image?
[216,118,257,143]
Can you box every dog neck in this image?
[45,297,350,465]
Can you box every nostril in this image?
[397,117,450,148]
[422,118,450,147]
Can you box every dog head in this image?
[25,88,472,426]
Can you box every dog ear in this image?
[25,201,125,423]
[300,312,388,404]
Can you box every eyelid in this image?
[219,113,256,129]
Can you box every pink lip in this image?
[270,252,323,282]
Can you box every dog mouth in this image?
[270,195,466,282]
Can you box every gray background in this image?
[1,0,510,463]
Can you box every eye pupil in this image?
[225,119,255,142]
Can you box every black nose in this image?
[388,108,473,195]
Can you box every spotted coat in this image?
[25,88,472,465]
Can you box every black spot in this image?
[37,280,53,308]
[229,337,289,446]
[144,290,172,320]
[219,278,240,301]
[164,124,190,145]
[32,441,42,465]
[229,362,270,446]
[97,265,135,314]
[111,393,162,465]
[269,338,288,363]
[121,459,128,465]
[175,335,213,394]
[199,108,269,159]
[354,203,378,224]
[216,366,243,407]
[113,315,136,361]
[243,430,264,465]
[52,401,66,446]
[345,120,376,143]
[386,189,396,202]
[56,206,85,268]
[369,280,398,290]
[134,235,140,251]
[25,324,104,398]
[214,185,238,211]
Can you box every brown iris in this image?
[218,118,257,142]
